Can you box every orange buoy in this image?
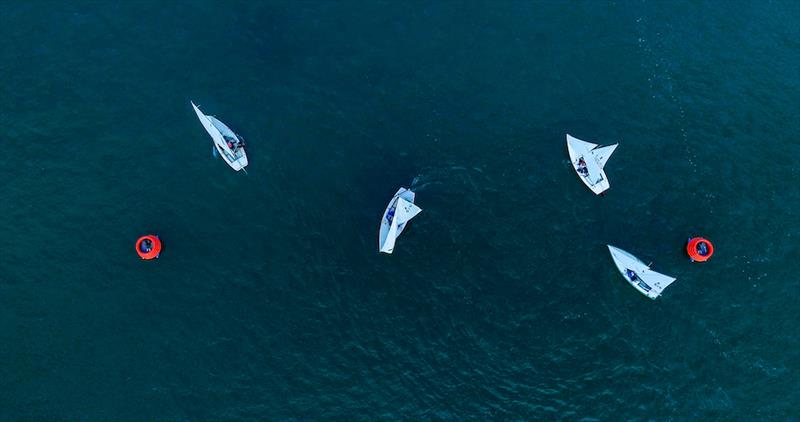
[687,237,713,262]
[136,235,162,260]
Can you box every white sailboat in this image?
[378,187,422,254]
[191,101,249,172]
[607,245,677,300]
[566,134,618,195]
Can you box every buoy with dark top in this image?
[687,237,713,262]
[136,235,162,260]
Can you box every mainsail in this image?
[593,144,618,168]
[394,197,422,227]
[208,115,240,141]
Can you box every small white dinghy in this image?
[607,245,677,300]
[378,187,422,254]
[191,101,249,172]
[566,134,618,195]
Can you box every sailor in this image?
[697,241,709,256]
[577,158,589,175]
[140,239,153,253]
[626,269,638,281]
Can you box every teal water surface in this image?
[1,1,798,420]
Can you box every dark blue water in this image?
[1,1,798,419]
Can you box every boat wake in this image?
[409,175,440,192]
[636,16,698,179]
[411,165,487,195]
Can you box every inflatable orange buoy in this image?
[687,237,713,262]
[136,235,162,260]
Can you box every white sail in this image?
[192,102,224,145]
[593,144,618,168]
[643,270,678,293]
[566,134,616,195]
[378,188,420,254]
[381,219,400,254]
[394,197,422,226]
[607,245,676,300]
[567,134,598,150]
[208,115,238,140]
[191,101,249,172]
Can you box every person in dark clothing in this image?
[697,241,709,256]
[577,158,589,176]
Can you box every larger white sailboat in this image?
[191,101,249,172]
[378,187,422,254]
